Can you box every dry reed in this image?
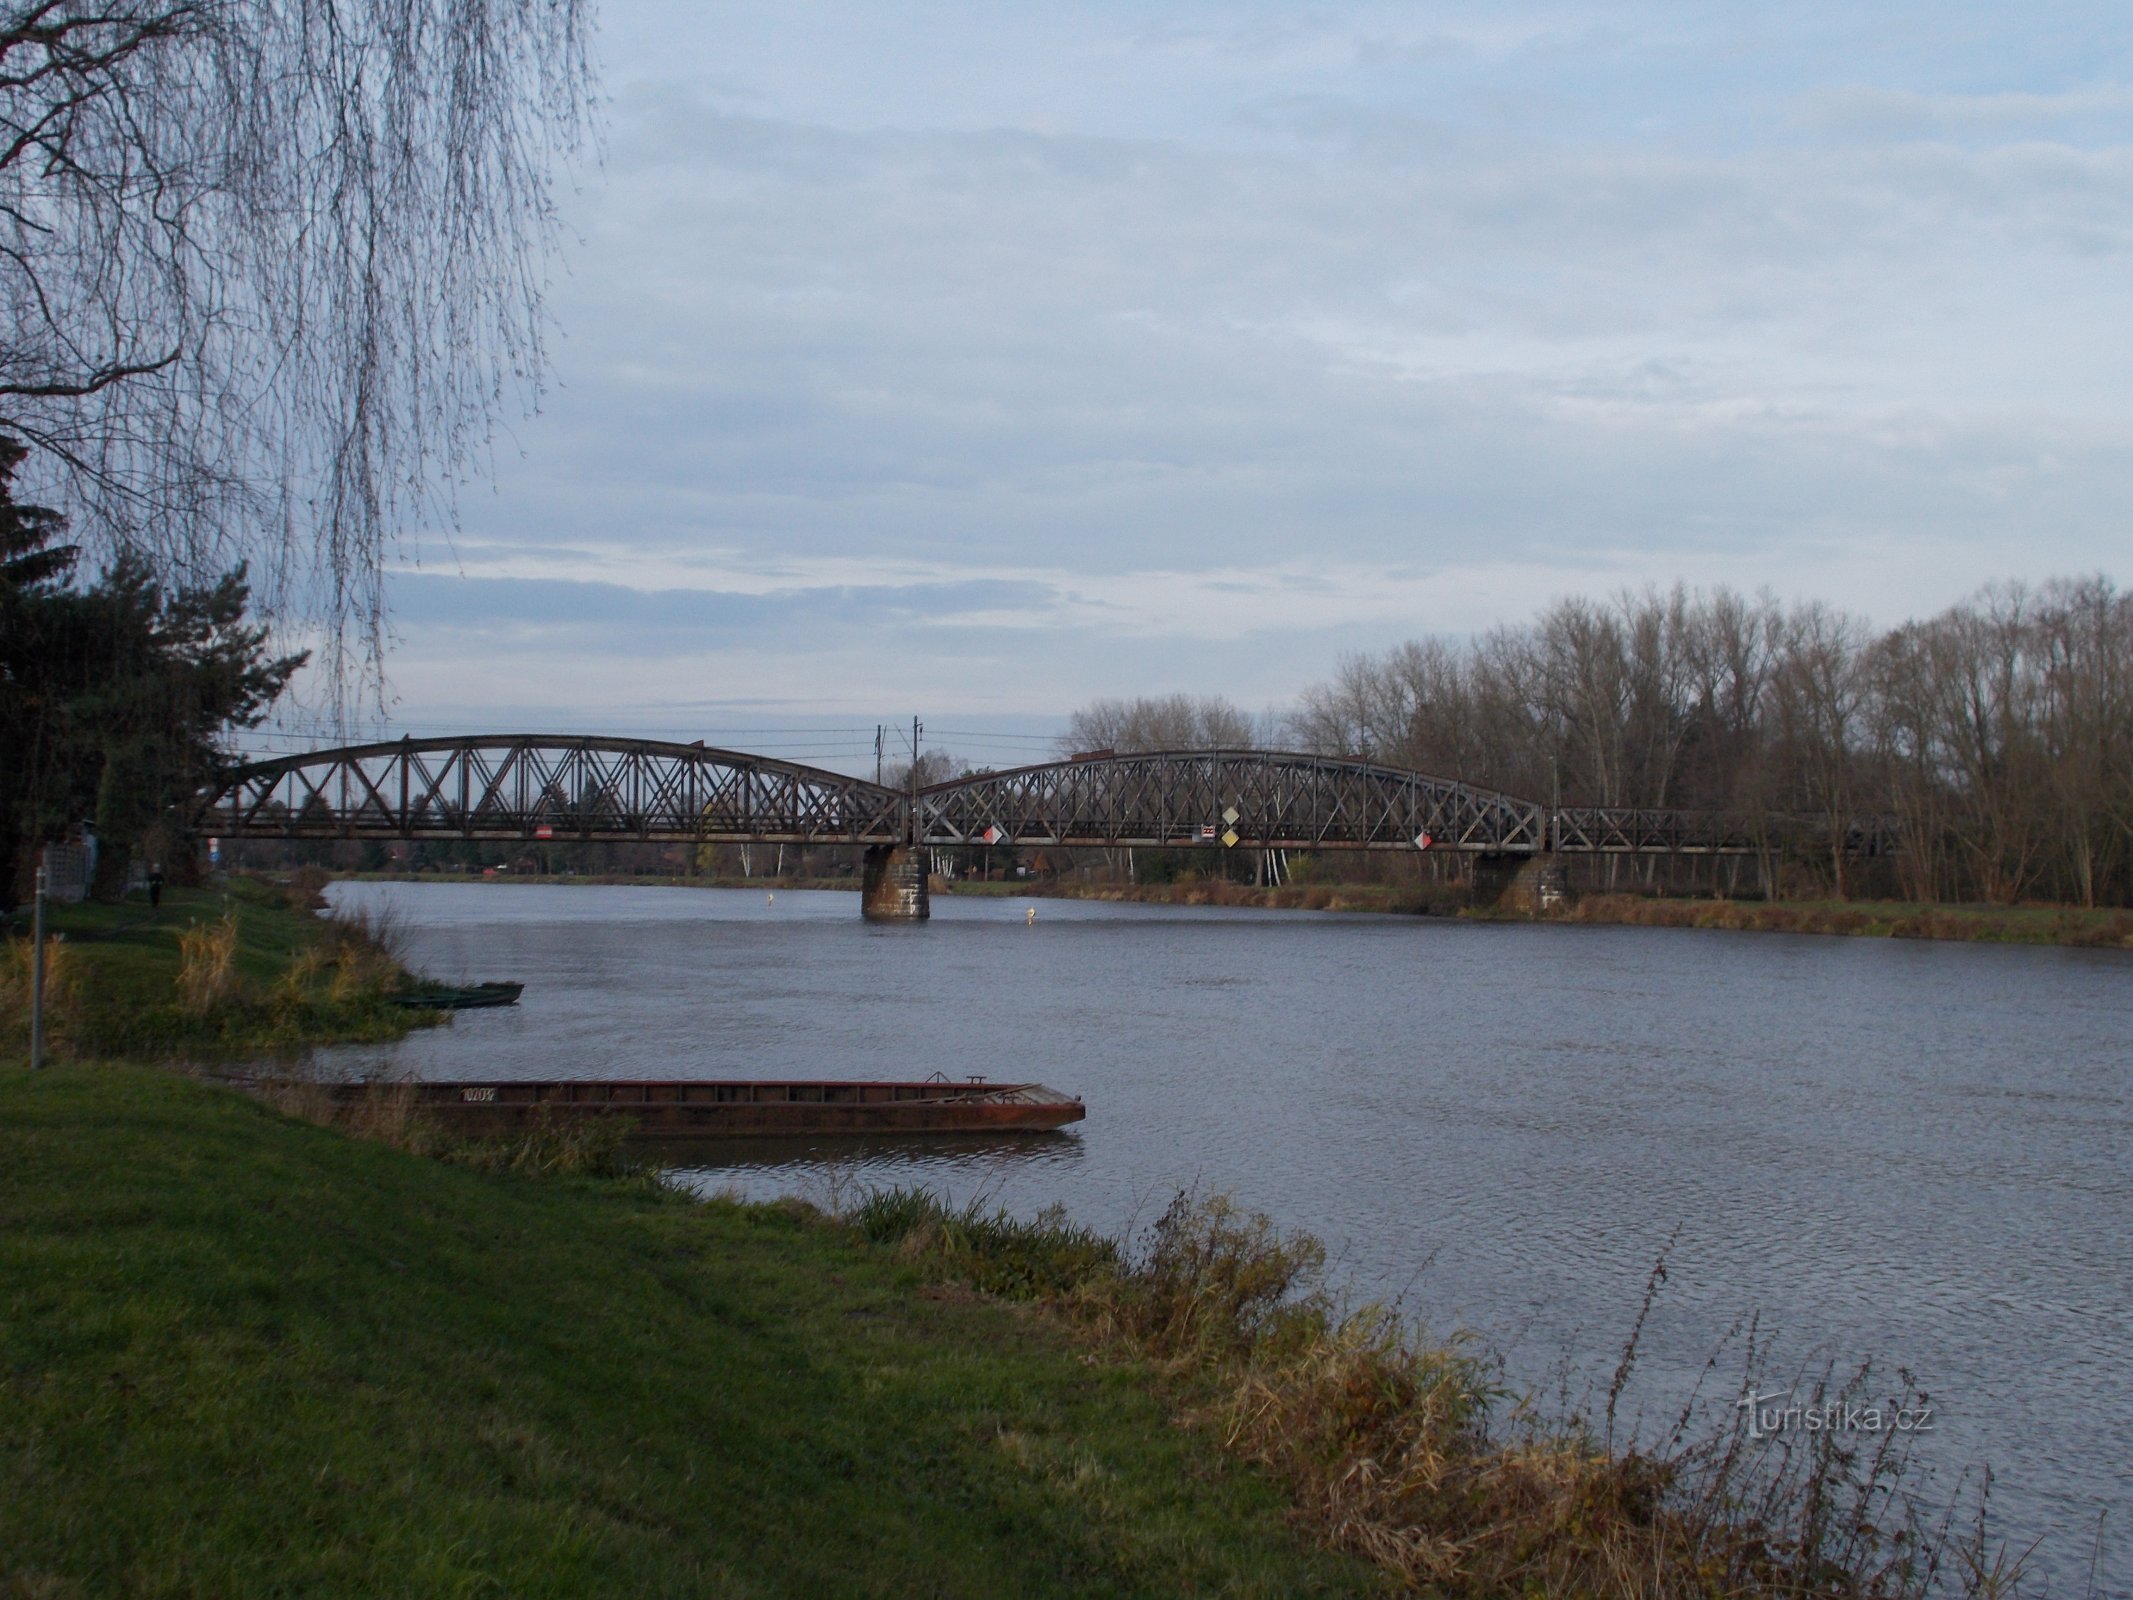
[1,935,84,1051]
[175,912,241,1012]
[850,1185,2002,1599]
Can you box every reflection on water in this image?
[325,880,2133,1591]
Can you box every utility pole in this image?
[910,717,924,853]
[874,725,884,785]
[29,850,48,1070]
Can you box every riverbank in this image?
[950,876,2133,947]
[0,1063,1381,1597]
[2,1064,1992,1597]
[1549,893,2133,947]
[0,877,429,1061]
[323,868,2133,948]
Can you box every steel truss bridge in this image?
[198,734,1883,857]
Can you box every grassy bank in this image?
[0,1064,1380,1598]
[1554,894,2133,949]
[951,876,2133,948]
[0,876,426,1061]
[0,1066,2005,1598]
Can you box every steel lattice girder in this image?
[1545,807,1901,855]
[915,750,1547,851]
[201,736,907,843]
[1548,806,1765,854]
[202,736,1892,856]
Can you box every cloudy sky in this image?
[327,2,2133,767]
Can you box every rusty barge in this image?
[303,1076,1086,1138]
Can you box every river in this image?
[322,879,2132,1592]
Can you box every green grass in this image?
[1,878,423,1059]
[0,1064,1384,1599]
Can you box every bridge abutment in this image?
[861,844,930,922]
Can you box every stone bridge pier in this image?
[861,844,930,922]
[1471,852,1567,915]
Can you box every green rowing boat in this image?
[390,981,524,1011]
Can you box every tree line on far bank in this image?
[1062,579,2133,908]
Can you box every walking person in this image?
[147,865,164,911]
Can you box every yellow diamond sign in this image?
[1221,828,1240,848]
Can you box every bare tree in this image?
[1283,573,2133,907]
[1524,596,1635,807]
[1771,601,1869,896]
[0,0,595,692]
[2031,576,2131,907]
[1060,693,1260,753]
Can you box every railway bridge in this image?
[198,734,1881,920]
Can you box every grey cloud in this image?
[388,572,1065,639]
[1801,84,2133,143]
[381,12,2133,724]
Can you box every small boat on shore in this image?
[390,981,524,1011]
[296,1075,1085,1137]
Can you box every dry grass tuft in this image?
[316,901,409,1002]
[1,935,85,1053]
[282,865,333,912]
[175,912,241,1012]
[263,1075,645,1180]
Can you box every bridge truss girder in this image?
[1549,806,1760,855]
[200,736,1877,858]
[916,749,1546,852]
[203,736,906,845]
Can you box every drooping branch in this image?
[0,0,597,703]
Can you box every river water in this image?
[323,880,2132,1592]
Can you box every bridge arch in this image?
[916,748,1546,852]
[200,734,907,844]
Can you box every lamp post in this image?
[29,850,48,1070]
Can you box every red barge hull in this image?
[308,1077,1086,1138]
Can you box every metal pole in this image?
[29,852,48,1070]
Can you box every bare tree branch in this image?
[0,0,597,707]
